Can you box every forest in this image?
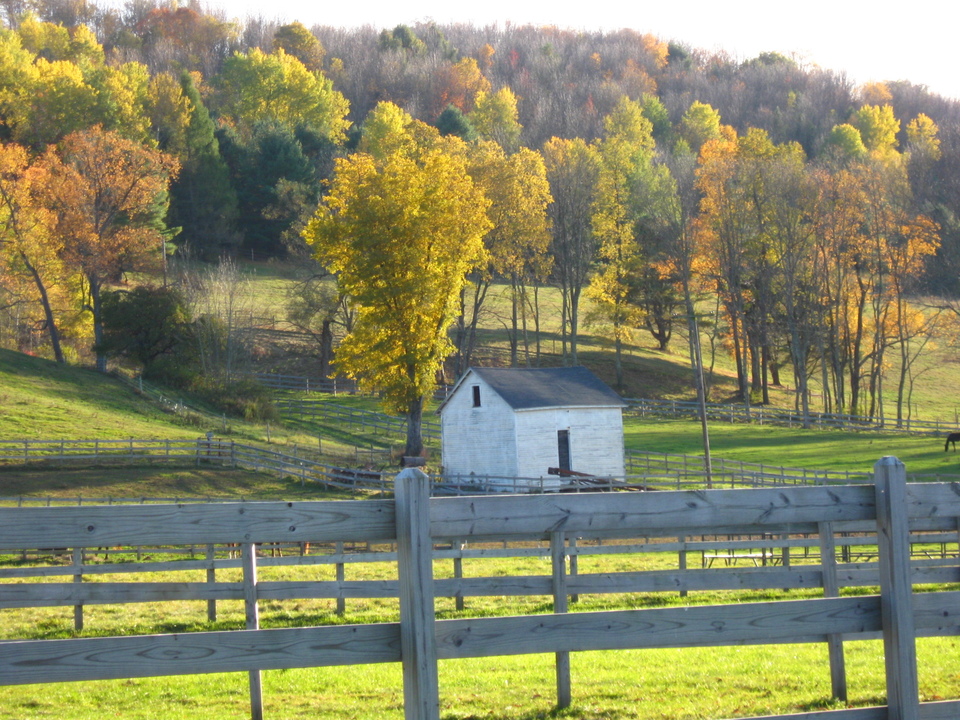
[2,0,960,430]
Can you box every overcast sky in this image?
[209,0,959,101]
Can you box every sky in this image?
[209,0,960,101]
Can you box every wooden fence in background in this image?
[1,457,959,720]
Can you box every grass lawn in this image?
[623,417,960,476]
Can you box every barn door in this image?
[557,430,571,472]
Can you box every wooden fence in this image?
[626,397,959,436]
[3,436,908,494]
[1,457,959,720]
[0,438,394,492]
[4,514,959,626]
[274,399,442,444]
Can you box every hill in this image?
[0,348,205,440]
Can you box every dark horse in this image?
[945,433,960,452]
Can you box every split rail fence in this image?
[1,457,959,720]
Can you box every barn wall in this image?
[513,407,625,479]
[439,375,519,480]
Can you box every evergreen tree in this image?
[167,72,239,259]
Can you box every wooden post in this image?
[874,456,919,720]
[335,541,346,616]
[551,531,571,709]
[568,536,579,604]
[72,547,84,632]
[453,540,465,611]
[818,522,847,702]
[395,468,439,720]
[678,534,688,598]
[206,544,217,622]
[242,543,264,720]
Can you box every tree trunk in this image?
[21,251,64,364]
[319,318,333,380]
[404,395,424,460]
[90,277,106,373]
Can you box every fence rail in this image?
[626,397,959,435]
[254,373,357,394]
[7,438,960,496]
[274,400,442,444]
[0,458,958,720]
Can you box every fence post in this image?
[206,544,217,622]
[72,547,84,632]
[874,456,919,720]
[395,468,439,720]
[551,531,571,709]
[242,543,264,720]
[568,536,579,604]
[335,541,346,615]
[678,535,688,598]
[818,522,846,702]
[453,540,465,611]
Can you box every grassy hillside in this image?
[0,348,206,440]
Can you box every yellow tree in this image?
[588,96,662,390]
[543,136,600,365]
[304,104,490,458]
[217,48,350,143]
[37,127,179,371]
[467,140,552,368]
[0,142,73,362]
[470,87,522,153]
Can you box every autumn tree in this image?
[470,87,522,153]
[588,96,669,389]
[217,47,350,143]
[38,126,179,371]
[543,136,600,365]
[304,103,490,458]
[272,22,325,72]
[465,140,552,368]
[0,141,71,362]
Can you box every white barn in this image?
[437,366,627,490]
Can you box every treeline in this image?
[0,0,957,424]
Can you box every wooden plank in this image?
[742,701,960,720]
[819,522,847,702]
[0,624,401,685]
[875,457,920,720]
[434,596,882,659]
[395,468,439,720]
[551,532,571,708]
[0,582,245,608]
[738,706,888,720]
[429,486,876,539]
[242,543,263,720]
[0,500,397,550]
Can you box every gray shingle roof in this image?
[466,366,625,410]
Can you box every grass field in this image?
[2,638,959,720]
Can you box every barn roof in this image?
[439,366,626,413]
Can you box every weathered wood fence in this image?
[1,457,959,720]
[625,397,958,435]
[274,399,442,444]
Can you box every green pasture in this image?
[2,539,960,719]
[3,638,959,720]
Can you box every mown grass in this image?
[9,640,957,720]
[3,545,960,720]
